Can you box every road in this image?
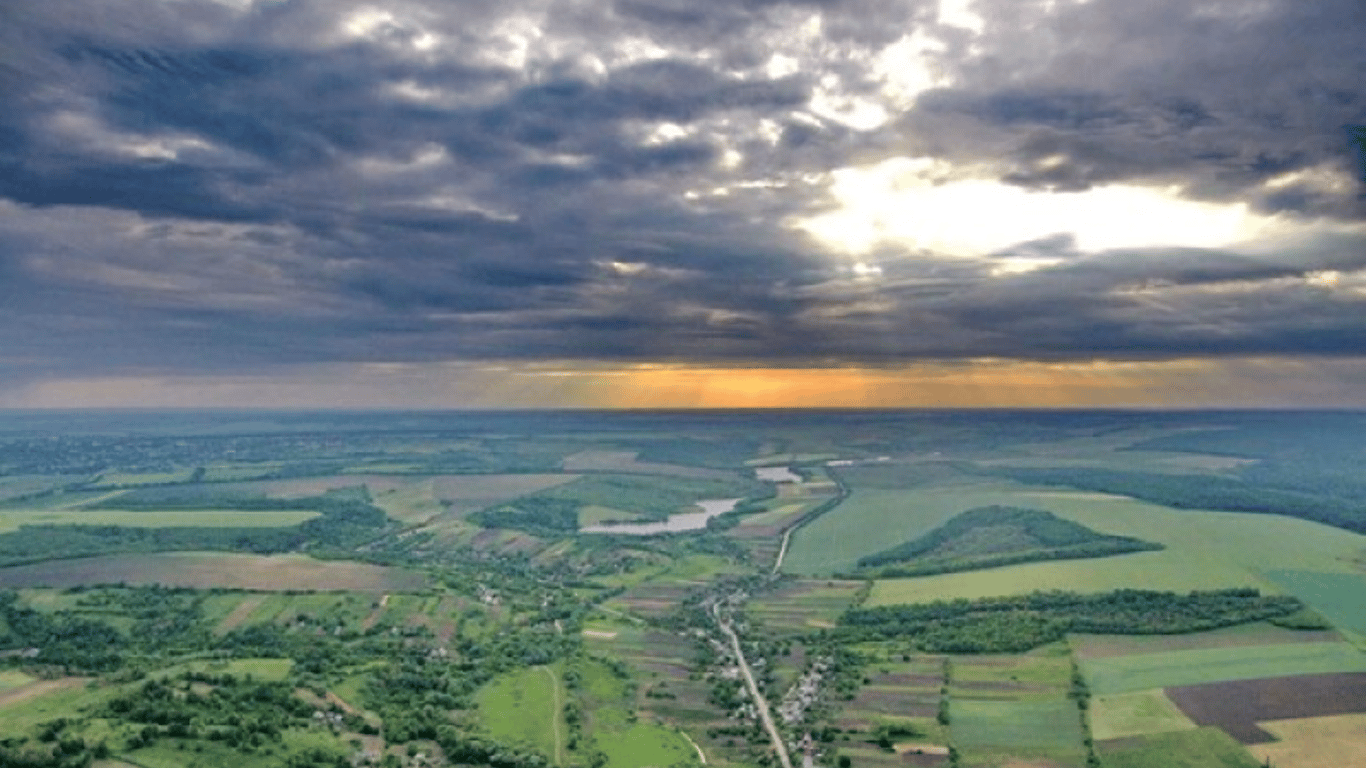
[715,609,793,768]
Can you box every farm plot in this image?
[1247,713,1366,768]
[951,653,1074,703]
[476,665,566,760]
[576,660,703,768]
[747,580,863,632]
[1164,672,1366,744]
[1096,727,1260,768]
[1080,642,1366,695]
[585,626,743,763]
[0,552,429,592]
[784,480,1012,575]
[562,449,735,480]
[0,507,319,532]
[1089,689,1198,741]
[840,665,945,725]
[429,473,579,514]
[949,698,1086,767]
[1261,570,1366,640]
[1068,622,1342,660]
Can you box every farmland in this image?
[0,552,429,592]
[1080,642,1366,695]
[1,409,1366,768]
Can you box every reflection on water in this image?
[579,498,741,535]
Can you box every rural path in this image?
[715,609,792,768]
[772,469,850,574]
[541,665,566,766]
[773,527,793,574]
[680,730,708,764]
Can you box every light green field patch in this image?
[1262,570,1366,639]
[578,504,646,527]
[598,722,701,768]
[953,652,1072,689]
[1089,689,1198,740]
[476,665,564,760]
[0,552,429,592]
[92,470,196,487]
[1,489,129,511]
[950,698,1084,751]
[154,657,293,683]
[0,669,36,692]
[785,484,1004,574]
[0,508,319,531]
[1096,726,1260,768]
[1068,622,1341,659]
[369,479,444,523]
[1081,642,1366,695]
[866,489,1366,604]
[0,678,120,731]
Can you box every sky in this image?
[1,0,1365,409]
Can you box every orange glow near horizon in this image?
[10,356,1366,410]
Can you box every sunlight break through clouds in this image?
[794,158,1273,259]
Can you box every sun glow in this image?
[794,157,1275,258]
[11,358,1366,410]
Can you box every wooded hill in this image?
[851,505,1162,577]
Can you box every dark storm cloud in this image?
[0,0,1365,390]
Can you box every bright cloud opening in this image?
[793,157,1278,257]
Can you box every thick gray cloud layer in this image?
[1,0,1364,385]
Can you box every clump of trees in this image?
[839,588,1304,653]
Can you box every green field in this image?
[1068,622,1341,659]
[950,698,1085,752]
[1089,688,1198,740]
[1096,727,1260,768]
[0,669,36,692]
[1262,569,1366,639]
[476,665,566,760]
[866,489,1366,604]
[0,552,429,592]
[0,507,319,531]
[784,483,998,574]
[153,657,294,683]
[578,660,702,768]
[1081,641,1366,695]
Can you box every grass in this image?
[1096,726,1260,768]
[598,722,701,768]
[1089,689,1198,740]
[152,657,294,683]
[0,552,429,592]
[0,669,36,692]
[747,580,863,632]
[0,508,319,532]
[1080,641,1366,695]
[1262,570,1366,639]
[866,487,1366,605]
[475,665,564,759]
[0,678,121,732]
[785,485,993,575]
[577,658,703,768]
[1068,622,1341,659]
[949,698,1084,750]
